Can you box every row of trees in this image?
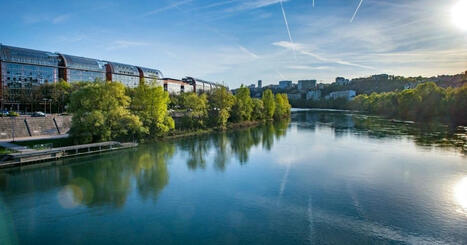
[68,81,291,143]
[171,86,291,130]
[350,82,467,125]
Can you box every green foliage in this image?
[350,82,467,125]
[274,93,291,120]
[128,82,174,138]
[181,93,208,129]
[262,89,275,120]
[208,87,235,128]
[68,81,144,143]
[230,86,253,122]
[251,98,265,121]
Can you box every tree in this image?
[274,93,291,120]
[251,98,265,121]
[129,82,174,138]
[181,93,208,129]
[68,81,144,143]
[208,87,235,128]
[230,86,253,122]
[262,89,275,120]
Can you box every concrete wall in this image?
[0,116,71,140]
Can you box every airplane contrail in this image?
[350,0,363,23]
[279,0,296,59]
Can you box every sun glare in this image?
[454,177,467,214]
[452,0,467,31]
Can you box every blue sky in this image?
[0,0,466,87]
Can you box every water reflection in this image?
[0,120,290,208]
[454,177,467,214]
[292,111,466,154]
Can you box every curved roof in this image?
[59,54,106,72]
[107,62,139,76]
[0,44,59,67]
[138,66,163,78]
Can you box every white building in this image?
[306,90,321,101]
[327,90,356,100]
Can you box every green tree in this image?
[274,93,291,120]
[230,86,253,122]
[128,82,174,138]
[181,92,208,129]
[251,98,265,121]
[68,81,144,143]
[262,89,275,120]
[208,87,235,128]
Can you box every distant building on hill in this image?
[298,80,316,91]
[327,90,356,100]
[257,80,262,88]
[279,80,292,89]
[248,84,256,89]
[335,77,350,86]
[371,74,392,80]
[306,90,321,101]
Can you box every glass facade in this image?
[108,62,140,88]
[112,74,140,88]
[61,54,106,82]
[1,45,59,67]
[1,61,58,88]
[139,67,163,86]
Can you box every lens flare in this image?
[451,0,467,31]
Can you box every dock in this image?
[0,141,138,169]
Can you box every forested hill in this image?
[321,71,466,96]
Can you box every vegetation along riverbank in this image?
[68,82,291,144]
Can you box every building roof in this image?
[107,62,139,76]
[59,54,106,72]
[0,44,60,67]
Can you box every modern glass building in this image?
[138,67,163,86]
[0,44,225,110]
[58,54,106,82]
[106,62,141,88]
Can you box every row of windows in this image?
[1,63,57,88]
[68,70,105,82]
[112,74,140,88]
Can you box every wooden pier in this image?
[0,141,138,169]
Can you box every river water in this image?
[0,111,466,244]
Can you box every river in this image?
[0,110,466,244]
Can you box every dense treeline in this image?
[68,82,291,143]
[350,82,467,125]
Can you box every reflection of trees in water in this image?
[294,111,466,153]
[0,121,291,208]
[133,143,175,201]
[178,135,211,170]
[175,120,291,170]
[0,143,175,208]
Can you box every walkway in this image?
[0,141,35,153]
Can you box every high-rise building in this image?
[257,80,262,88]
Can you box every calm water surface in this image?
[0,111,466,244]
